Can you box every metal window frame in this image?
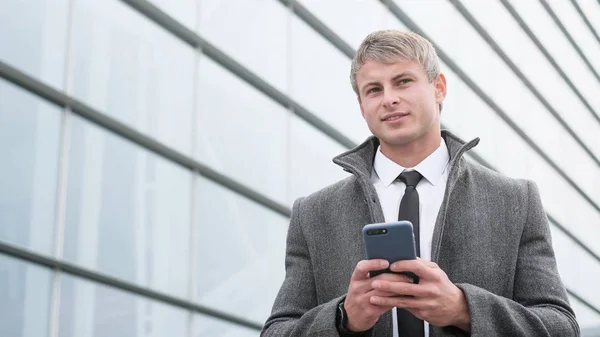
[569,0,600,53]
[537,0,600,88]
[379,0,600,216]
[449,0,600,159]
[0,60,291,219]
[495,0,600,127]
[0,241,264,331]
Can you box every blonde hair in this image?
[350,30,440,96]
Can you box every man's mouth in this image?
[382,112,409,122]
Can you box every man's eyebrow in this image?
[361,81,380,93]
[391,71,416,81]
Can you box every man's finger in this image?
[373,272,414,284]
[352,259,389,280]
[371,280,427,297]
[420,258,439,268]
[389,259,434,279]
[367,288,399,298]
[370,293,421,309]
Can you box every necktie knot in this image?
[398,170,423,188]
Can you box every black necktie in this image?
[396,170,424,337]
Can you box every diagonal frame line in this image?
[499,0,600,126]
[0,240,264,331]
[380,0,600,216]
[449,0,600,164]
[538,0,600,87]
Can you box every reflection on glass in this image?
[0,255,52,337]
[195,56,288,204]
[62,115,192,299]
[551,226,600,310]
[195,176,287,324]
[0,79,61,255]
[289,114,349,204]
[298,0,389,48]
[70,0,195,154]
[289,16,369,144]
[199,0,289,92]
[59,274,188,337]
[193,314,258,337]
[0,0,69,89]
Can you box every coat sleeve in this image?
[450,180,579,336]
[261,197,366,337]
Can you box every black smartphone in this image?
[362,221,419,283]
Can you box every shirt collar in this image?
[372,138,450,187]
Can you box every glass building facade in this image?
[0,0,599,336]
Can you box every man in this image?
[261,30,579,337]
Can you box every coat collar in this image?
[333,129,480,179]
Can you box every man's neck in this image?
[379,134,441,168]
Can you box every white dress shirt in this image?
[370,138,450,337]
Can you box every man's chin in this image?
[377,130,417,145]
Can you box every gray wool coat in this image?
[261,130,579,337]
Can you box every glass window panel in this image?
[290,15,371,144]
[147,0,197,29]
[393,0,600,205]
[193,314,259,337]
[62,115,192,299]
[198,0,289,93]
[507,0,600,117]
[382,8,408,31]
[0,255,52,337]
[70,0,195,155]
[0,0,69,89]
[289,114,350,204]
[58,274,188,337]
[576,0,600,40]
[0,79,61,255]
[459,0,600,163]
[297,0,390,49]
[195,56,288,204]
[551,226,600,311]
[442,67,600,260]
[195,176,288,324]
[546,0,600,75]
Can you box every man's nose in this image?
[382,90,400,108]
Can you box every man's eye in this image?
[397,79,412,85]
[367,87,381,94]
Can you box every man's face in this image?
[356,59,446,149]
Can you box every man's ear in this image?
[435,73,447,105]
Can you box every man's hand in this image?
[343,260,414,332]
[369,258,471,332]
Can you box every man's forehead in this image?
[357,59,425,80]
